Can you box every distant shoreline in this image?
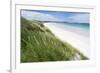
[44,23,90,58]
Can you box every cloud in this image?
[66,13,89,23]
[21,10,59,21]
[21,10,89,23]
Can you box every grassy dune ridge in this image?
[21,16,88,63]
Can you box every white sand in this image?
[44,23,90,58]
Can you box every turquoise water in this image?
[51,23,90,32]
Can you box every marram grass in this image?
[21,17,88,63]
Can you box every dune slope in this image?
[21,17,88,63]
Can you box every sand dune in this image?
[44,23,90,58]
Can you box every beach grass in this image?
[21,16,88,63]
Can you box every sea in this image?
[44,22,90,37]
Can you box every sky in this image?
[21,10,90,23]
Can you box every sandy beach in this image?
[44,23,90,58]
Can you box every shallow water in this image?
[44,22,90,37]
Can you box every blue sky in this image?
[21,10,89,23]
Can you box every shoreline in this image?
[44,23,90,57]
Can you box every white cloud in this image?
[21,10,59,21]
[67,14,89,23]
[21,10,89,23]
